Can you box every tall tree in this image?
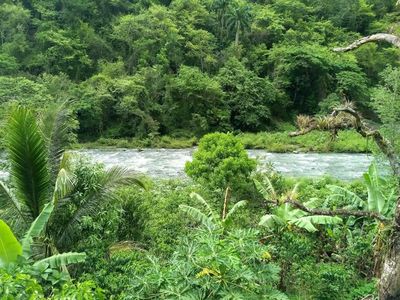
[226,0,252,46]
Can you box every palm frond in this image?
[33,252,86,268]
[56,166,144,249]
[52,168,76,205]
[0,181,29,232]
[6,107,50,219]
[21,202,54,258]
[39,102,75,178]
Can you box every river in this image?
[0,149,376,181]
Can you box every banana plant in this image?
[255,178,342,232]
[325,162,396,219]
[0,202,85,269]
[179,192,247,232]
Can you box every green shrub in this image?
[185,133,256,195]
[117,180,203,255]
[289,262,358,300]
[0,268,105,299]
[0,268,44,299]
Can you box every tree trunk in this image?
[380,199,400,300]
[235,22,240,46]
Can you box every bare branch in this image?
[288,125,317,137]
[289,106,400,185]
[333,34,400,52]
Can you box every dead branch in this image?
[333,33,400,52]
[289,105,400,184]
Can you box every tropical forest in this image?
[1,0,400,299]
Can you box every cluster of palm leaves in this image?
[0,105,143,267]
[212,0,252,45]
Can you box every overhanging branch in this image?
[333,34,400,52]
[289,106,400,185]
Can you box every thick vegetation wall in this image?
[0,0,399,141]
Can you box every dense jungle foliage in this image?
[0,0,399,144]
[1,109,396,299]
[1,0,400,299]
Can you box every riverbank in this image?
[73,130,374,153]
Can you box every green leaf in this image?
[290,215,342,232]
[363,162,389,214]
[259,214,284,229]
[57,166,144,248]
[6,106,50,220]
[254,178,276,200]
[21,202,54,258]
[0,219,22,266]
[326,185,364,209]
[34,252,86,268]
[0,181,28,232]
[190,192,217,220]
[223,200,247,227]
[179,204,215,231]
[39,101,75,178]
[52,168,75,204]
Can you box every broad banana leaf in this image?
[290,215,342,232]
[0,219,22,266]
[21,202,54,258]
[34,252,86,268]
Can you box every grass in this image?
[72,135,198,150]
[238,130,374,153]
[72,130,374,153]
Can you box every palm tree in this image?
[212,0,231,39]
[226,0,252,46]
[0,105,143,258]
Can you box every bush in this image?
[185,133,256,195]
[116,180,203,255]
[289,262,359,300]
[0,268,104,299]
